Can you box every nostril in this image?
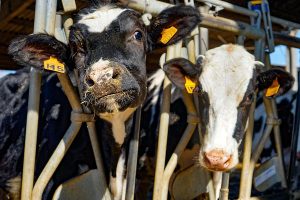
[112,70,119,79]
[86,77,95,87]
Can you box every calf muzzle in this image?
[203,149,232,171]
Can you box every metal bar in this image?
[274,31,300,49]
[86,121,112,200]
[20,0,46,199]
[196,0,300,29]
[288,70,300,187]
[238,94,257,200]
[61,0,77,13]
[153,45,175,200]
[62,15,73,40]
[125,107,142,200]
[21,68,42,200]
[160,124,197,200]
[160,91,198,199]
[220,173,230,200]
[57,74,82,112]
[265,55,287,188]
[250,124,273,166]
[287,30,299,91]
[31,122,82,200]
[45,0,57,35]
[199,13,265,40]
[129,0,265,40]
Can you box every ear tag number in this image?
[44,57,65,73]
[160,26,178,44]
[266,78,280,97]
[185,76,196,94]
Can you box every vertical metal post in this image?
[287,30,299,91]
[238,95,257,200]
[265,54,288,188]
[153,45,175,200]
[125,107,142,200]
[21,0,46,199]
[220,173,230,200]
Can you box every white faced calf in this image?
[164,44,294,172]
[8,1,201,199]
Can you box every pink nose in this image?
[203,149,232,171]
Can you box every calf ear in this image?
[257,68,294,97]
[147,5,201,51]
[8,33,69,72]
[163,58,200,90]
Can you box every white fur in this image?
[109,152,126,200]
[78,6,127,33]
[199,44,256,168]
[89,58,113,84]
[100,107,136,145]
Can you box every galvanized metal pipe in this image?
[129,0,265,40]
[153,45,175,200]
[220,173,230,200]
[265,55,287,188]
[289,30,300,92]
[238,94,257,200]
[125,107,142,200]
[274,31,300,49]
[57,74,82,112]
[45,0,57,35]
[250,124,273,167]
[196,0,300,29]
[160,124,197,199]
[21,68,42,200]
[160,91,198,199]
[200,13,265,40]
[31,122,82,200]
[86,121,112,200]
[21,0,46,199]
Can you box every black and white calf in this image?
[163,44,294,172]
[4,1,201,199]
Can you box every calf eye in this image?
[134,31,143,41]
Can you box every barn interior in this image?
[0,0,300,199]
[1,0,300,70]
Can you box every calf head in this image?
[164,44,294,171]
[9,2,201,117]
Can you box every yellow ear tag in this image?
[160,26,178,44]
[185,76,196,94]
[265,78,280,97]
[43,57,65,73]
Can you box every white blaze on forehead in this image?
[199,44,255,152]
[78,6,128,33]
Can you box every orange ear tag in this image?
[160,26,178,44]
[265,78,280,97]
[43,57,65,73]
[185,76,196,94]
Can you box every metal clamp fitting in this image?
[71,111,95,122]
[187,114,200,124]
[266,117,281,125]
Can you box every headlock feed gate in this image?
[3,0,300,200]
